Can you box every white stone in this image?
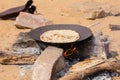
[32,46,65,80]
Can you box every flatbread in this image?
[40,30,80,43]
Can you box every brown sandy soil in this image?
[0,64,32,80]
[0,0,120,80]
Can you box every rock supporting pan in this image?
[28,24,92,44]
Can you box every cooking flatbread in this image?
[40,30,80,43]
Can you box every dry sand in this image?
[0,0,120,80]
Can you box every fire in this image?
[64,46,77,57]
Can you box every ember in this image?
[64,46,77,58]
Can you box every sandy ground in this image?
[0,0,120,80]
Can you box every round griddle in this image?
[28,24,92,43]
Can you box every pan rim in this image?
[28,24,92,44]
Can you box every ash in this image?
[55,59,80,78]
[17,64,33,69]
[83,71,119,80]
[17,65,33,76]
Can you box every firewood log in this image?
[59,58,120,80]
[0,51,38,65]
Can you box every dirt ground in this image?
[0,0,120,80]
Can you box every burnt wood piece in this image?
[109,24,120,30]
[59,58,120,80]
[23,0,33,11]
[0,0,34,20]
[0,51,38,65]
[29,24,93,44]
[28,5,36,14]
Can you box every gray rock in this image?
[32,46,66,80]
[12,32,41,55]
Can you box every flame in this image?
[64,47,77,57]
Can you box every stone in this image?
[15,12,53,29]
[64,1,110,20]
[32,46,66,80]
[64,1,120,20]
[109,6,120,16]
[12,32,41,55]
[94,32,110,59]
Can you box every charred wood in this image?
[0,51,38,65]
[59,58,120,80]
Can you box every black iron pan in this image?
[0,0,34,20]
[28,24,92,44]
